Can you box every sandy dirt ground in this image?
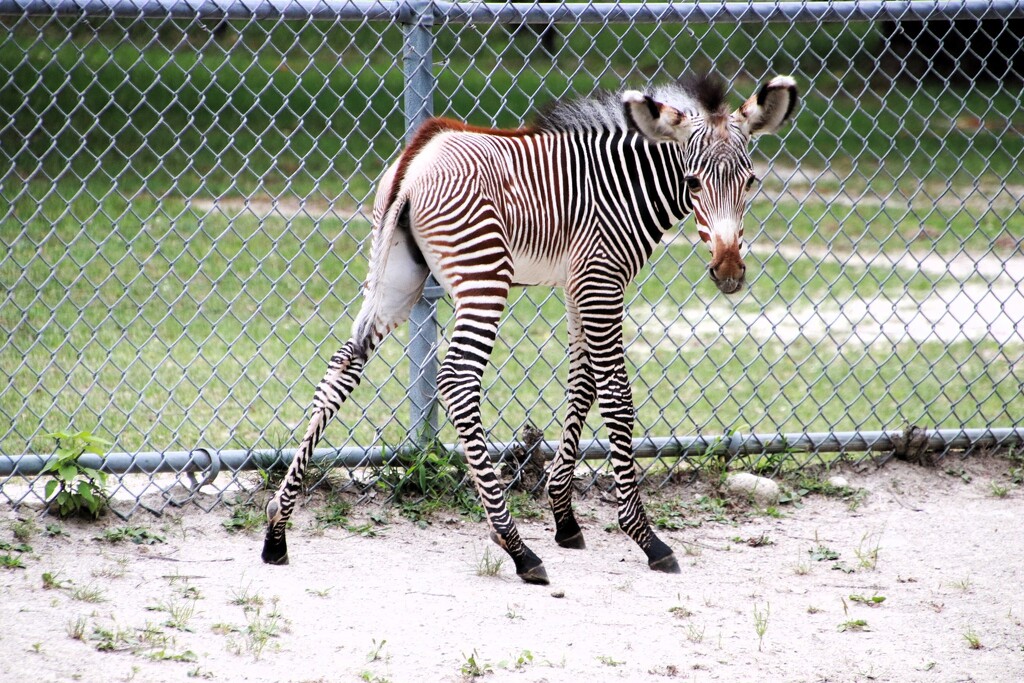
[1,457,1022,683]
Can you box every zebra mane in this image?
[533,73,730,133]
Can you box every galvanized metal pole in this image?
[403,0,441,447]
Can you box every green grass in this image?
[1,16,1021,463]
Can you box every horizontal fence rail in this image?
[1,0,1022,514]
[4,428,1023,477]
[4,0,1024,23]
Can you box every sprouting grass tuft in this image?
[475,547,504,578]
[963,626,983,649]
[71,583,107,603]
[753,602,770,651]
[230,582,266,611]
[66,616,88,640]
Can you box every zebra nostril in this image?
[708,264,720,282]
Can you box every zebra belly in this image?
[511,251,568,287]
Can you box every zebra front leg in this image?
[595,363,680,574]
[262,340,367,564]
[547,296,596,549]
[579,287,679,574]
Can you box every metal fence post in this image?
[403,0,441,448]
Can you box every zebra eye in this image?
[684,175,702,193]
[745,175,760,194]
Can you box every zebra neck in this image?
[578,130,689,241]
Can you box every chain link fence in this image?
[1,1,1022,515]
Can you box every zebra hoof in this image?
[648,553,681,574]
[261,533,289,565]
[513,547,549,585]
[555,531,586,550]
[517,563,550,585]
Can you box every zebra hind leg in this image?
[261,338,369,565]
[437,299,548,584]
[262,203,428,565]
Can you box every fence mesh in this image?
[1,3,1022,514]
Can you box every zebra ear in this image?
[733,75,798,137]
[622,90,694,142]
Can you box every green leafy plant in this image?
[42,570,70,590]
[460,650,493,678]
[222,504,265,534]
[314,499,353,529]
[838,619,869,632]
[42,431,111,518]
[96,526,165,545]
[849,593,886,606]
[381,438,480,519]
[0,554,26,569]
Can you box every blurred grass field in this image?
[1,15,1021,458]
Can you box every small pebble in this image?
[550,590,565,599]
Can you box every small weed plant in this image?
[314,498,353,529]
[42,431,111,518]
[66,616,88,640]
[753,602,770,651]
[222,504,265,534]
[838,619,869,632]
[990,481,1010,498]
[499,650,533,671]
[476,547,504,578]
[1,553,26,569]
[42,570,70,590]
[506,492,543,520]
[230,582,265,611]
[71,583,106,603]
[381,438,480,520]
[12,517,40,541]
[97,526,165,545]
[808,544,840,562]
[963,626,983,649]
[849,593,886,606]
[367,638,387,662]
[460,650,493,678]
[855,531,883,570]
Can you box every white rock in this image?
[725,473,781,506]
[827,475,850,489]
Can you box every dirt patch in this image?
[1,458,1023,683]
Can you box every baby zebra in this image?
[263,73,798,584]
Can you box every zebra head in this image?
[623,75,798,294]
